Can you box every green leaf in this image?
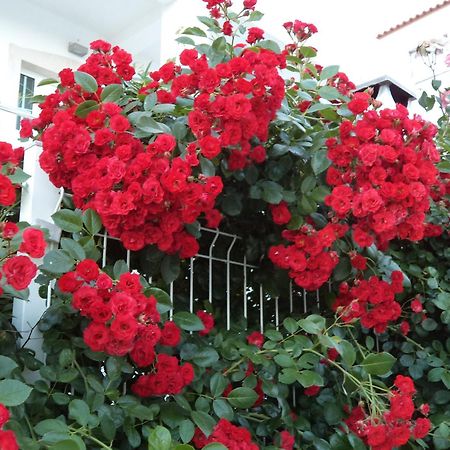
[60,238,86,261]
[113,259,129,278]
[200,156,216,177]
[41,250,75,274]
[179,420,195,444]
[311,149,331,175]
[82,209,102,235]
[100,84,123,103]
[0,356,18,378]
[361,352,396,376]
[212,399,234,421]
[75,100,99,118]
[52,209,83,233]
[212,37,227,53]
[337,340,356,366]
[203,445,228,450]
[226,387,258,408]
[136,115,172,134]
[69,399,90,427]
[147,287,172,314]
[319,65,340,81]
[148,426,172,450]
[7,167,30,184]
[318,86,340,100]
[74,71,98,93]
[38,77,58,87]
[274,354,295,368]
[49,438,85,450]
[258,39,281,53]
[161,254,180,283]
[301,175,317,194]
[176,36,196,46]
[173,311,204,331]
[297,370,323,387]
[191,410,216,437]
[210,373,229,397]
[283,317,299,334]
[174,445,195,450]
[307,103,333,113]
[182,26,207,37]
[192,347,220,367]
[0,379,32,406]
[298,315,326,334]
[278,368,299,384]
[248,10,264,21]
[34,419,69,436]
[261,180,284,204]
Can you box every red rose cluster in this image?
[23,44,224,257]
[0,143,46,294]
[0,404,18,450]
[325,103,441,250]
[58,260,194,397]
[268,223,346,290]
[345,375,431,450]
[333,271,404,333]
[196,310,215,336]
[0,142,24,207]
[192,419,259,449]
[151,45,285,171]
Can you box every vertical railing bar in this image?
[46,281,53,308]
[126,250,131,268]
[102,232,108,267]
[303,288,307,313]
[226,236,238,331]
[275,297,279,330]
[208,231,220,304]
[169,283,174,320]
[316,289,320,310]
[189,257,194,313]
[292,387,296,407]
[289,280,293,313]
[243,255,248,322]
[259,284,264,333]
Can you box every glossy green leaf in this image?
[74,71,98,93]
[0,379,32,406]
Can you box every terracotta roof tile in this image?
[377,0,450,39]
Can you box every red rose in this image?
[270,201,291,225]
[199,135,221,159]
[58,272,83,293]
[247,27,264,44]
[59,68,75,87]
[348,92,370,115]
[0,430,19,450]
[110,314,138,341]
[394,375,415,395]
[413,418,431,439]
[109,114,130,133]
[0,404,10,427]
[304,385,320,396]
[19,118,33,138]
[196,310,215,336]
[130,340,155,367]
[247,331,264,347]
[0,175,16,206]
[2,255,37,290]
[411,298,423,313]
[19,228,46,258]
[159,321,181,346]
[180,362,195,385]
[83,322,109,352]
[222,20,233,36]
[90,39,112,52]
[390,393,414,421]
[2,222,19,239]
[76,259,99,281]
[279,430,295,450]
[243,0,257,8]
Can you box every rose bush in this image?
[0,0,449,449]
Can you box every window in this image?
[16,73,35,130]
